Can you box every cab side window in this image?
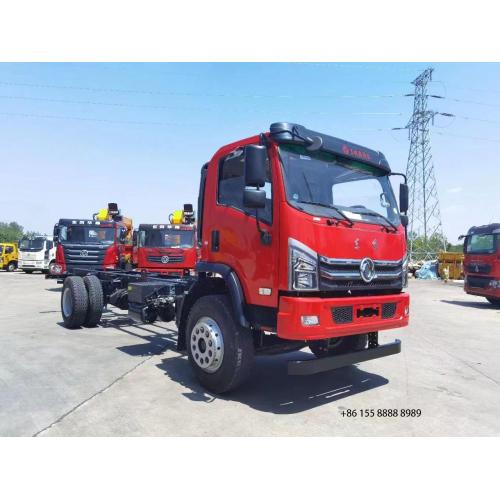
[218,147,272,224]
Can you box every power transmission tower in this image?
[404,67,446,262]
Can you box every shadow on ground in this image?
[155,352,388,415]
[441,299,498,310]
[45,287,62,292]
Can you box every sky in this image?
[0,62,498,244]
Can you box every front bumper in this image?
[19,260,47,269]
[289,339,401,375]
[465,284,500,299]
[277,292,409,341]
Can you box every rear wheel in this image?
[83,275,104,327]
[61,276,89,329]
[308,334,368,358]
[6,261,16,272]
[186,294,254,394]
[487,297,500,307]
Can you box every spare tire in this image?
[83,275,104,327]
[61,276,89,329]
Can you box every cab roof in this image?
[270,122,391,172]
[467,223,500,235]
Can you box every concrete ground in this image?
[0,270,499,436]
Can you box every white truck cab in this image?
[18,236,57,274]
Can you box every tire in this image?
[6,261,16,272]
[83,275,104,327]
[309,333,368,358]
[186,294,254,394]
[487,298,500,307]
[61,276,89,329]
[24,270,34,274]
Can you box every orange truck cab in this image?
[49,203,133,279]
[462,223,500,307]
[133,204,197,276]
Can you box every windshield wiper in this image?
[296,200,354,227]
[348,209,398,233]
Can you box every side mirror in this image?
[243,188,266,209]
[132,230,138,246]
[119,228,127,243]
[53,224,59,243]
[244,145,267,188]
[400,214,408,227]
[399,183,409,214]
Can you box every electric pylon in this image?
[404,67,446,261]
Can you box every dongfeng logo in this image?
[360,257,376,283]
[161,255,170,264]
[80,250,89,257]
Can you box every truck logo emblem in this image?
[372,239,378,249]
[354,238,360,250]
[80,250,88,257]
[360,257,376,283]
[474,264,479,272]
[161,255,170,264]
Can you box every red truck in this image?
[462,223,500,307]
[133,204,197,276]
[50,203,134,279]
[59,123,410,393]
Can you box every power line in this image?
[0,111,196,127]
[0,94,209,111]
[0,80,408,100]
[434,130,500,143]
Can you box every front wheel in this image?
[186,294,254,394]
[487,297,500,308]
[6,262,17,272]
[308,334,368,358]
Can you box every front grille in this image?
[147,254,184,264]
[332,306,353,324]
[466,263,492,274]
[382,302,397,319]
[319,256,403,292]
[63,244,108,270]
[467,276,491,289]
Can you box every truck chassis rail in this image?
[288,339,401,375]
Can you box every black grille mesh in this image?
[332,306,353,324]
[382,302,397,319]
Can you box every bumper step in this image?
[288,339,401,375]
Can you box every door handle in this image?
[211,230,220,252]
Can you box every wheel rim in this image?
[190,316,224,373]
[62,287,73,317]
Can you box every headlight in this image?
[402,254,409,288]
[289,238,318,291]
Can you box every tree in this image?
[22,230,43,239]
[0,222,24,243]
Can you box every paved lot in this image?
[0,271,499,436]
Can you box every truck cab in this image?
[18,236,56,273]
[462,223,500,306]
[50,203,133,278]
[0,242,18,272]
[133,204,197,276]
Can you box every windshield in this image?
[59,225,115,245]
[141,229,194,248]
[279,144,400,226]
[19,237,45,251]
[465,234,498,254]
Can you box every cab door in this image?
[206,142,279,308]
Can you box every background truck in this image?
[0,242,18,272]
[50,203,133,278]
[461,223,500,306]
[18,236,56,273]
[59,122,410,393]
[132,204,197,276]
